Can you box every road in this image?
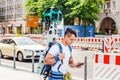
[0,49,98,80]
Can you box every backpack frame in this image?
[37,42,72,80]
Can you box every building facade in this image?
[1,0,120,35]
[95,0,120,35]
[0,0,27,34]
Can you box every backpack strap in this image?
[55,43,63,72]
[56,42,63,53]
[51,42,63,72]
[52,42,63,65]
[68,46,72,54]
[56,44,73,72]
[52,43,72,72]
[56,43,72,54]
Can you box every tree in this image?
[24,0,104,25]
[24,0,71,24]
[24,0,39,15]
[65,0,105,25]
[65,0,105,36]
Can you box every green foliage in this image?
[65,0,105,25]
[24,0,39,15]
[24,0,105,25]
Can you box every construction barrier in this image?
[93,53,120,80]
[56,37,102,50]
[23,34,48,46]
[0,34,120,52]
[104,36,120,53]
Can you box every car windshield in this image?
[14,37,37,45]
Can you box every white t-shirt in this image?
[48,43,71,74]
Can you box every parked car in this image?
[0,37,45,61]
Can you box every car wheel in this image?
[0,50,3,58]
[17,52,24,62]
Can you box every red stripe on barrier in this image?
[111,41,113,46]
[116,56,120,65]
[104,46,108,53]
[76,39,79,42]
[92,39,94,42]
[104,55,110,64]
[111,47,114,50]
[88,39,90,42]
[98,39,100,42]
[115,38,117,42]
[116,48,118,49]
[95,39,97,42]
[31,36,41,39]
[95,54,98,63]
[81,39,83,41]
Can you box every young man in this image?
[44,28,83,80]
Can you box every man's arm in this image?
[44,53,56,65]
[69,57,76,68]
[44,53,65,65]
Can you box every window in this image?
[105,1,110,9]
[9,39,16,45]
[112,1,116,9]
[0,39,8,44]
[107,2,110,8]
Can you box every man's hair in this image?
[64,28,77,37]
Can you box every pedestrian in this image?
[44,28,83,80]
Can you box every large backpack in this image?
[37,42,72,80]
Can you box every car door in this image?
[0,38,14,57]
[0,39,9,56]
[6,39,14,57]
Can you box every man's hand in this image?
[75,62,84,68]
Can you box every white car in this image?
[0,37,45,61]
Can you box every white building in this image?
[0,0,27,34]
[96,0,120,35]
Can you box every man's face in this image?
[66,34,76,45]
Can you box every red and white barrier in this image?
[56,37,82,48]
[1,34,119,52]
[56,37,63,42]
[93,53,120,80]
[104,37,120,53]
[56,37,103,49]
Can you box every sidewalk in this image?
[0,65,40,80]
[0,65,86,80]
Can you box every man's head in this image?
[63,28,77,45]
